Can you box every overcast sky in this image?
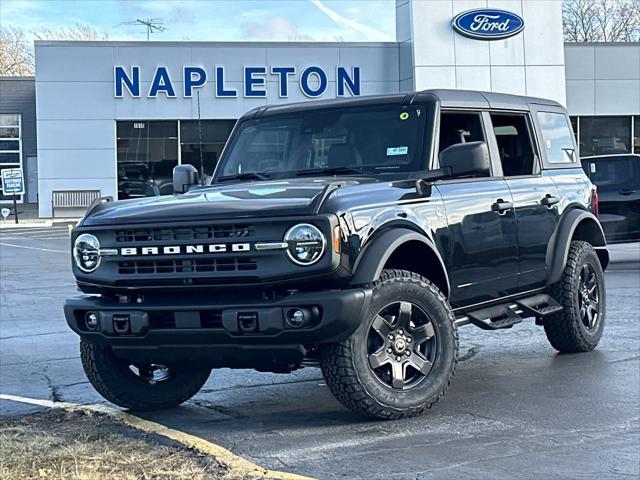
[1,0,396,42]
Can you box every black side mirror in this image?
[439,141,490,178]
[172,164,200,194]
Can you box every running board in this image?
[456,293,563,330]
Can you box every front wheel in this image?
[320,270,458,420]
[80,341,211,411]
[544,241,606,353]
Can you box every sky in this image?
[0,0,396,42]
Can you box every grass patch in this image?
[0,409,228,479]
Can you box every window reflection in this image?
[579,116,631,157]
[116,121,178,199]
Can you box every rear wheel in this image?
[80,341,211,410]
[544,241,606,353]
[320,270,458,419]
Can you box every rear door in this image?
[582,155,640,243]
[434,110,519,307]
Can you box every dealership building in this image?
[0,0,639,217]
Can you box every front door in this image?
[435,110,519,308]
[436,179,519,307]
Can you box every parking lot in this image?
[1,225,638,479]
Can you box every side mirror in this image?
[439,141,490,178]
[172,164,200,194]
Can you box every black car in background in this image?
[582,154,640,243]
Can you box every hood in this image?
[81,178,373,227]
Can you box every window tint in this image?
[537,112,576,164]
[438,112,485,152]
[583,156,640,192]
[219,105,427,177]
[491,113,536,176]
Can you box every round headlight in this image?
[284,223,326,266]
[74,233,101,273]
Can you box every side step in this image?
[459,293,563,331]
[514,294,563,318]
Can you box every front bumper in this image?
[64,287,371,371]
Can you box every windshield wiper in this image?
[216,172,270,182]
[295,166,364,177]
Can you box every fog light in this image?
[85,312,98,331]
[287,309,306,328]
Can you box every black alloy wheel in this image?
[577,263,601,331]
[367,301,438,390]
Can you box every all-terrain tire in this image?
[319,269,458,420]
[544,241,606,353]
[80,340,211,410]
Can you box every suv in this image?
[65,90,609,419]
[581,154,640,243]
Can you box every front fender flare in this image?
[546,209,608,285]
[349,228,450,297]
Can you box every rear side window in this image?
[490,113,536,176]
[537,112,576,164]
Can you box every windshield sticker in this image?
[387,146,409,156]
[590,163,596,173]
[399,112,409,120]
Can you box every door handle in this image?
[491,199,513,215]
[540,195,560,206]
[620,189,636,196]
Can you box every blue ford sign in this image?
[452,9,524,40]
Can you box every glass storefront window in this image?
[116,121,178,199]
[180,120,235,182]
[634,116,639,154]
[579,116,631,157]
[0,114,22,202]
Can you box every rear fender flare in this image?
[546,209,608,284]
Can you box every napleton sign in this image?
[114,65,361,99]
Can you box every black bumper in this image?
[64,288,371,371]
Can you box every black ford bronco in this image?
[65,89,609,419]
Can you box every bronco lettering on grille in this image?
[120,243,251,256]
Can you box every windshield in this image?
[215,104,428,180]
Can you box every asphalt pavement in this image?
[1,225,638,479]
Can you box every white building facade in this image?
[30,0,639,216]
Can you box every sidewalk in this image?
[0,203,77,228]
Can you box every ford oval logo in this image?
[452,9,525,40]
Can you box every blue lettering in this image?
[114,66,140,97]
[271,66,295,97]
[215,67,237,97]
[300,67,327,97]
[337,66,360,96]
[184,66,207,97]
[148,67,175,97]
[244,67,267,97]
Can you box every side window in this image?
[438,112,485,152]
[537,112,577,164]
[490,113,536,177]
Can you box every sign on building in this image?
[1,168,25,195]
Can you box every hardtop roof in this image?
[246,89,564,119]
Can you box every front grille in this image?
[115,224,255,243]
[118,258,258,275]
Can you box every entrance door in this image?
[26,156,38,204]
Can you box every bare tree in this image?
[563,0,640,41]
[0,24,108,76]
[0,27,35,76]
[32,24,108,41]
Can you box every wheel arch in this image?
[547,208,609,285]
[350,228,450,299]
